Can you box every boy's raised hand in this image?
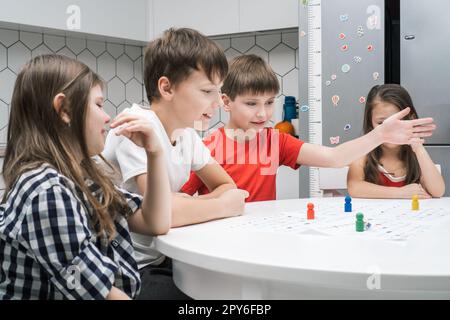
[110,113,163,155]
[379,107,436,145]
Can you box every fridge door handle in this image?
[404,35,416,40]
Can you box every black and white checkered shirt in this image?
[0,164,142,300]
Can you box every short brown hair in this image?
[143,28,228,103]
[221,54,280,100]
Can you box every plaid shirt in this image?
[0,164,142,300]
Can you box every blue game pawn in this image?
[345,196,352,212]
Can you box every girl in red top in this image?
[348,84,445,198]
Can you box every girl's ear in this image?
[52,93,71,125]
[222,94,232,112]
[158,76,174,101]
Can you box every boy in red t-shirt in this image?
[181,55,435,201]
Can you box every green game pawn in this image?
[356,213,364,232]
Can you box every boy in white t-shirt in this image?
[103,28,248,299]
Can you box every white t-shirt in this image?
[102,103,212,268]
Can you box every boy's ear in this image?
[222,94,232,112]
[52,93,71,125]
[158,76,174,101]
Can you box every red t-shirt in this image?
[376,164,406,187]
[181,127,304,202]
[378,172,406,187]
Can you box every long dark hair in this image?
[363,84,421,185]
[2,54,127,241]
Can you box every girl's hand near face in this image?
[110,113,162,155]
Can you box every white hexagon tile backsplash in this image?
[1,27,299,145]
[210,29,299,132]
[0,27,300,188]
[0,28,146,150]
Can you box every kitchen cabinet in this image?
[152,0,239,37]
[0,0,150,42]
[152,0,297,37]
[239,0,298,33]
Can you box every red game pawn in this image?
[307,203,315,220]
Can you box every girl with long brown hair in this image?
[0,54,171,300]
[348,84,445,198]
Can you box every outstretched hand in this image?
[379,107,436,145]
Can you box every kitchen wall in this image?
[0,27,300,198]
[0,27,146,149]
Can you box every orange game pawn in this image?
[307,202,315,220]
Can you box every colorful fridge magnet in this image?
[325,80,332,86]
[331,74,337,80]
[330,136,340,145]
[340,14,349,22]
[300,105,310,112]
[357,26,365,37]
[339,33,346,40]
[341,64,351,73]
[353,56,362,63]
[344,124,352,131]
[332,95,340,107]
[367,6,381,30]
[359,96,366,104]
[341,44,349,51]
[367,44,374,52]
[372,72,380,80]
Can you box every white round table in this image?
[155,198,450,299]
